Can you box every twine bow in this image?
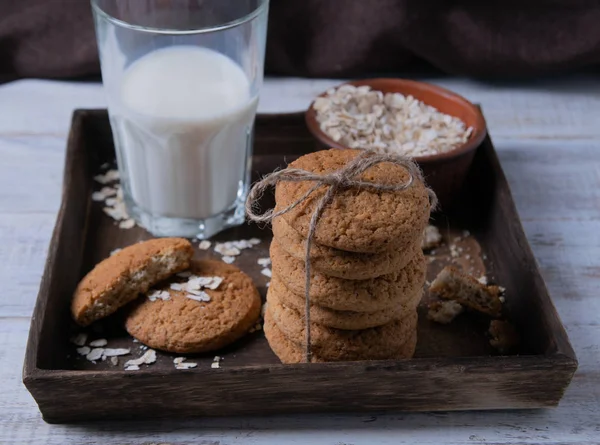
[245,150,437,362]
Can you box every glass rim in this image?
[91,0,269,35]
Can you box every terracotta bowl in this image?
[305,78,487,210]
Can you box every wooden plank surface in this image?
[0,78,599,444]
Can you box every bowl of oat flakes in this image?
[305,78,487,208]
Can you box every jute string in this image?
[245,151,437,362]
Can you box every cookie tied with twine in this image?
[245,148,437,362]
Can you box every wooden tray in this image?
[23,110,577,423]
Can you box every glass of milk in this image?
[91,0,269,238]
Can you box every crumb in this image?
[489,320,520,354]
[89,338,108,347]
[421,225,442,251]
[429,266,503,317]
[261,303,268,318]
[198,240,212,250]
[427,300,464,324]
[69,333,88,346]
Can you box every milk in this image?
[110,46,258,221]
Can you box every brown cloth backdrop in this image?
[1,0,599,81]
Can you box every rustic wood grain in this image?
[1,78,599,444]
[21,110,577,423]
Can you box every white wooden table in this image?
[1,77,599,444]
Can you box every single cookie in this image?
[71,238,194,327]
[264,307,417,363]
[275,148,431,253]
[271,237,426,311]
[270,225,421,280]
[429,266,503,317]
[264,308,323,363]
[271,274,421,330]
[125,260,261,354]
[267,289,417,361]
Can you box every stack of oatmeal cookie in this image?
[263,148,432,363]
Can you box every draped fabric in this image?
[1,0,598,81]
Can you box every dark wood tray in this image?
[23,110,577,423]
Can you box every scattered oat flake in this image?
[70,333,88,346]
[170,283,185,291]
[176,362,198,370]
[211,362,220,369]
[249,238,261,245]
[147,289,171,302]
[103,348,131,357]
[86,348,104,361]
[188,276,223,290]
[110,356,119,366]
[119,218,136,229]
[173,357,185,364]
[222,256,235,264]
[76,346,91,356]
[477,276,488,285]
[125,365,140,371]
[125,349,157,367]
[198,240,212,250]
[110,248,122,256]
[257,257,271,267]
[89,338,108,347]
[186,291,211,302]
[132,339,139,343]
[92,191,107,201]
[261,268,272,278]
[499,286,506,293]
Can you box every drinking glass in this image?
[91,0,269,238]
